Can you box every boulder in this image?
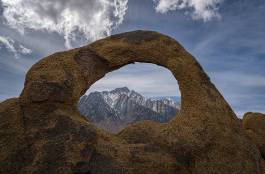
[243,112,265,159]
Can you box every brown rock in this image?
[243,112,265,159]
[0,30,264,173]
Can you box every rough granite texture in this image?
[243,112,265,160]
[0,30,264,174]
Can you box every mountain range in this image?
[78,87,180,133]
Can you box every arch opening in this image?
[77,62,181,133]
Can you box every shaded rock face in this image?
[78,87,180,133]
[243,112,265,159]
[0,30,265,174]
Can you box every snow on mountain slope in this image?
[78,87,180,133]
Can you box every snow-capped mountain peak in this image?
[78,87,180,133]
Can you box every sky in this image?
[0,0,264,116]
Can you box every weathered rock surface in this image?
[243,112,265,159]
[0,30,265,174]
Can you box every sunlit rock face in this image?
[78,87,180,133]
[0,30,264,174]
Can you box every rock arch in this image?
[1,30,264,174]
[20,30,234,120]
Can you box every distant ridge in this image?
[150,96,181,103]
[78,87,180,133]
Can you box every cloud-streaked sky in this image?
[0,0,264,116]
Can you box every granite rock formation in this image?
[243,112,265,159]
[0,30,265,174]
[78,87,180,133]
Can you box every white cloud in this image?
[0,35,32,58]
[2,0,128,48]
[153,0,223,21]
[19,45,33,55]
[0,36,16,54]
